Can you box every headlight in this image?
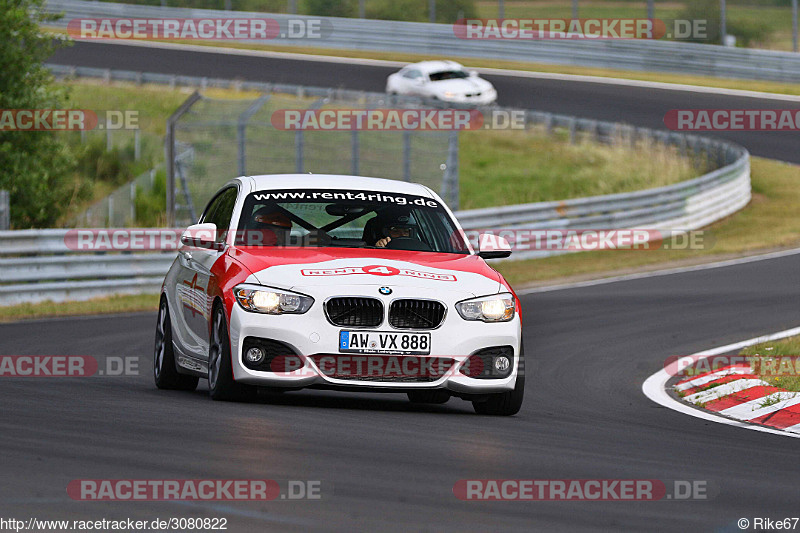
[443,91,456,99]
[455,293,515,322]
[234,284,314,315]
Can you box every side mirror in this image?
[469,70,479,78]
[477,233,512,259]
[415,77,426,85]
[181,222,222,250]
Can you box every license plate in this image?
[339,331,431,355]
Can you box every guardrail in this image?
[0,235,171,305]
[45,0,800,83]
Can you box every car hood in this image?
[230,246,502,297]
[430,77,493,94]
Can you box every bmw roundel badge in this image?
[379,287,392,295]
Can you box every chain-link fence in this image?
[71,167,163,227]
[166,89,457,226]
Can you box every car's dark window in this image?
[429,70,469,82]
[201,187,238,243]
[235,189,470,254]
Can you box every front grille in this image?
[309,354,454,382]
[389,299,446,329]
[325,297,383,327]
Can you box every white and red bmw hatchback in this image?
[155,174,524,415]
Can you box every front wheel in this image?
[154,297,199,391]
[208,305,255,401]
[472,345,525,416]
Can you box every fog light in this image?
[246,347,265,364]
[494,356,510,372]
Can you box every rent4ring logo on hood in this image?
[301,265,457,281]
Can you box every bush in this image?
[135,169,167,226]
[0,0,75,228]
[302,0,357,17]
[728,17,772,47]
[676,0,721,44]
[365,0,476,22]
[72,136,150,186]
[676,0,772,47]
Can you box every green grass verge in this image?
[495,157,800,286]
[0,293,159,323]
[460,129,701,209]
[740,335,800,393]
[476,1,792,49]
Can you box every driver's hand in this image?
[375,237,391,248]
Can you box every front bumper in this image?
[440,89,498,106]
[228,290,521,393]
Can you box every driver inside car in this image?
[363,209,419,248]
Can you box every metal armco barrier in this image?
[45,0,800,82]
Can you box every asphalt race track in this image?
[0,40,794,531]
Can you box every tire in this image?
[407,390,450,404]
[472,344,525,416]
[154,297,199,391]
[208,304,255,402]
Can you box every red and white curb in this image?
[675,366,800,433]
[643,326,800,439]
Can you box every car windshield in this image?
[429,70,469,82]
[236,189,470,254]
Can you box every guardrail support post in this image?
[351,130,360,176]
[134,129,141,161]
[131,181,136,224]
[443,131,459,210]
[721,0,727,45]
[295,130,304,173]
[0,190,9,230]
[403,131,411,182]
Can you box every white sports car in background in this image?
[386,60,498,105]
[155,174,523,415]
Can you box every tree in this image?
[0,0,74,227]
